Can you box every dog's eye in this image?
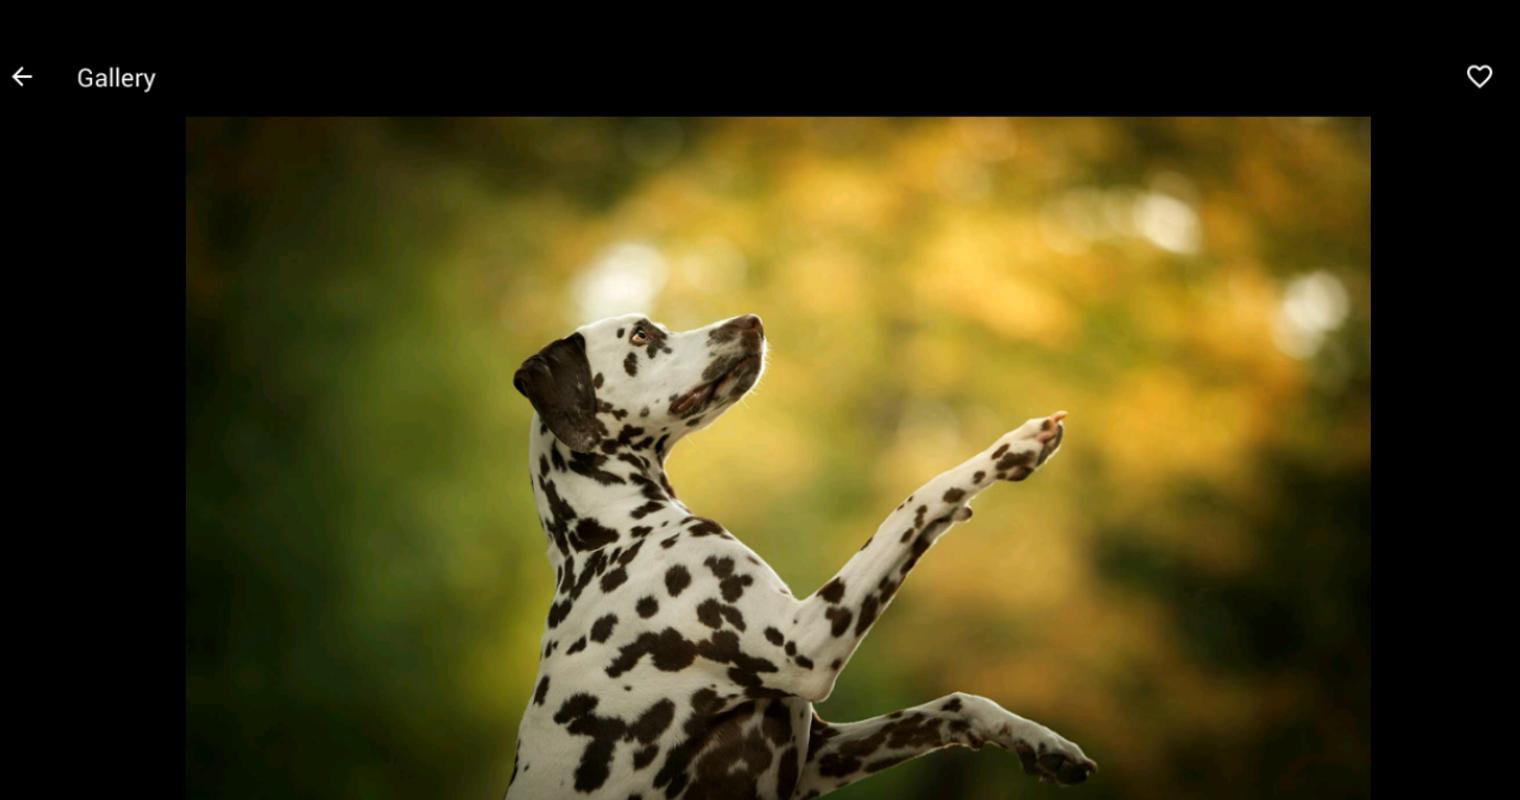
[630,327,650,345]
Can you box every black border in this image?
[8,49,1509,795]
[2,52,1506,114]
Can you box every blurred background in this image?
[186,117,1370,800]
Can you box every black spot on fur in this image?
[625,352,638,376]
[568,450,626,486]
[697,598,723,629]
[632,745,659,770]
[692,688,725,715]
[703,555,735,578]
[618,539,645,566]
[630,501,664,519]
[855,593,880,635]
[762,701,791,745]
[997,450,1034,471]
[696,629,779,688]
[719,604,746,631]
[548,443,568,473]
[807,712,835,760]
[615,424,646,450]
[652,690,726,796]
[825,606,854,637]
[537,476,576,555]
[899,524,943,576]
[637,596,659,618]
[720,573,754,602]
[606,628,699,677]
[630,698,676,742]
[819,578,846,604]
[777,746,799,799]
[591,614,619,643]
[534,676,550,705]
[628,474,666,503]
[666,565,691,597]
[688,518,725,538]
[601,567,628,593]
[553,693,679,793]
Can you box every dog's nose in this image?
[734,314,764,336]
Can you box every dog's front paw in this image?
[989,411,1066,481]
[1002,722,1097,786]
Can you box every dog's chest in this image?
[511,688,813,800]
[513,532,808,798]
[538,519,793,659]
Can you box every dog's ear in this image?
[513,333,602,452]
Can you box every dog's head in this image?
[514,314,767,453]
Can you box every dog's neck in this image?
[527,414,688,565]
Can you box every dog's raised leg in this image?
[793,693,1097,797]
[778,412,1067,702]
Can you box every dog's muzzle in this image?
[672,319,766,417]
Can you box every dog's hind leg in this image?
[792,693,1096,798]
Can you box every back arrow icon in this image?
[12,67,31,87]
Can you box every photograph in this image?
[186,116,1372,800]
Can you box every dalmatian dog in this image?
[505,313,1097,799]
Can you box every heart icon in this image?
[1468,65,1493,88]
